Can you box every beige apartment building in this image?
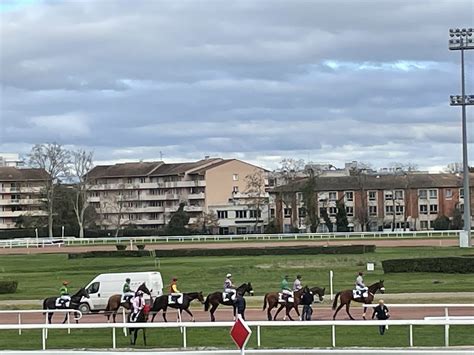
[271,173,467,232]
[87,158,269,234]
[0,167,49,229]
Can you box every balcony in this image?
[188,192,205,200]
[185,206,203,212]
[133,219,165,225]
[162,180,206,188]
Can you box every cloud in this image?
[1,0,473,172]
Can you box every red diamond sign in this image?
[230,315,252,350]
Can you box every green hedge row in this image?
[68,250,151,259]
[154,244,376,258]
[0,281,18,294]
[382,257,474,274]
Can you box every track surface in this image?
[0,238,464,255]
[1,306,473,324]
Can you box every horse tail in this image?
[262,294,268,310]
[332,292,341,310]
[204,295,210,311]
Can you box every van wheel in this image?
[78,303,91,314]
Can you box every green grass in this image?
[0,246,473,301]
[0,325,473,350]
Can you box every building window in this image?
[296,192,303,202]
[345,191,354,201]
[329,207,337,215]
[430,204,438,214]
[419,190,427,199]
[369,206,377,216]
[395,205,404,215]
[127,178,133,184]
[385,205,394,214]
[384,191,393,200]
[270,208,275,218]
[429,189,438,199]
[232,174,239,181]
[328,192,337,201]
[249,210,261,219]
[217,210,228,219]
[419,204,428,214]
[236,227,247,234]
[232,186,239,193]
[395,190,404,200]
[346,206,354,216]
[298,207,306,218]
[368,191,377,201]
[284,208,292,218]
[445,189,453,199]
[460,188,464,199]
[140,177,146,183]
[236,210,247,219]
[420,221,429,230]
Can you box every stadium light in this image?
[449,28,474,248]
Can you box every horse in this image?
[104,282,152,323]
[332,280,385,320]
[204,282,254,322]
[150,291,205,322]
[263,287,305,321]
[128,304,151,346]
[42,287,89,324]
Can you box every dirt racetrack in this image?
[0,238,464,255]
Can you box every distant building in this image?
[0,153,23,168]
[87,158,269,234]
[0,167,49,229]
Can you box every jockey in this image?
[223,273,236,301]
[293,275,303,291]
[281,275,293,301]
[58,281,71,307]
[355,272,368,297]
[121,278,134,303]
[169,277,183,304]
[131,290,144,322]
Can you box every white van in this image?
[79,272,163,313]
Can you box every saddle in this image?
[278,293,294,304]
[353,289,368,299]
[55,297,70,308]
[223,292,236,302]
[168,294,183,305]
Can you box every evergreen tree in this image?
[165,203,190,235]
[336,201,349,232]
[320,207,333,232]
[302,172,319,232]
[432,215,451,230]
[451,208,463,229]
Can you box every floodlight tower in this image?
[449,28,474,248]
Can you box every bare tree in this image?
[190,211,219,234]
[28,143,71,238]
[99,184,131,237]
[71,150,94,238]
[277,158,305,185]
[245,169,268,232]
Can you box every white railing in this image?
[0,309,82,335]
[362,303,474,319]
[0,319,472,350]
[0,230,461,249]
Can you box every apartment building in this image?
[0,167,49,229]
[0,153,23,167]
[271,173,466,232]
[87,158,268,234]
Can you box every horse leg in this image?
[183,308,195,322]
[273,304,285,321]
[267,304,273,321]
[209,304,218,322]
[62,313,68,324]
[345,301,354,320]
[143,328,147,346]
[333,302,345,320]
[294,304,301,320]
[48,312,53,324]
[363,306,367,320]
[286,305,294,321]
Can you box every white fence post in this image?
[42,327,46,350]
[329,270,334,300]
[18,314,21,335]
[67,312,71,334]
[257,325,261,347]
[122,308,127,336]
[331,325,336,347]
[409,324,413,347]
[445,324,450,347]
[182,325,187,348]
[112,327,116,349]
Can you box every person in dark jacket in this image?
[372,299,390,335]
[300,287,314,321]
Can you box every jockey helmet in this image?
[63,281,69,285]
[226,273,232,278]
[126,278,131,283]
[296,274,302,279]
[284,275,289,279]
[172,278,178,282]
[358,271,364,276]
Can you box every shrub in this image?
[382,257,474,274]
[115,244,127,251]
[432,215,451,230]
[136,244,146,250]
[68,250,150,259]
[0,281,18,294]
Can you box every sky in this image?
[1,0,473,171]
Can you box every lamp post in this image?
[449,28,474,248]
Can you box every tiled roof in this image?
[87,162,163,179]
[150,159,222,176]
[0,167,50,181]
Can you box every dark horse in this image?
[150,291,205,322]
[104,282,152,322]
[128,304,151,346]
[204,283,254,322]
[263,286,325,321]
[332,280,385,320]
[42,287,89,323]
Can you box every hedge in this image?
[0,281,18,294]
[154,244,376,258]
[68,250,151,259]
[382,257,474,274]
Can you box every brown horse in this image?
[262,287,309,321]
[204,283,254,322]
[332,280,385,320]
[150,291,205,322]
[104,282,152,322]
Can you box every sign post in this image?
[230,315,252,355]
[329,270,334,300]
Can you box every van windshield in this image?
[87,282,100,294]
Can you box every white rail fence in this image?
[0,310,82,335]
[0,319,473,350]
[0,230,460,249]
[361,303,474,318]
